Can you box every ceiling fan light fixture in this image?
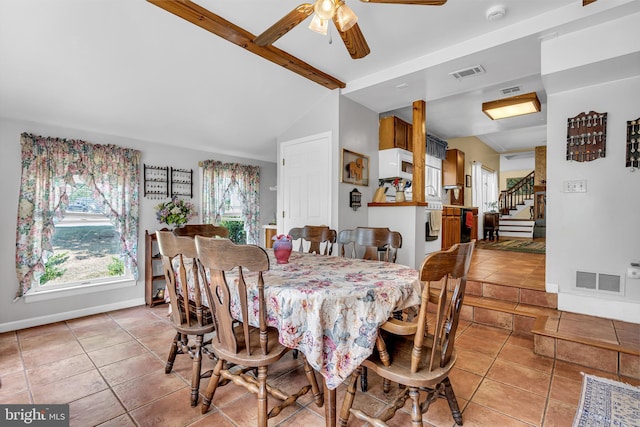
[308,14,329,35]
[482,92,541,120]
[335,2,358,32]
[314,0,337,20]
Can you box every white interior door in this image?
[280,133,332,237]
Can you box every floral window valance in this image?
[15,133,140,298]
[201,160,260,245]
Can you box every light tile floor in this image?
[2,303,638,427]
[1,247,638,426]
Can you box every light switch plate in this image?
[563,180,587,193]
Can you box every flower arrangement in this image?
[155,196,197,228]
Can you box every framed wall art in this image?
[341,149,369,186]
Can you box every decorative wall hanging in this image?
[171,168,193,198]
[143,164,169,199]
[349,188,362,210]
[341,149,369,186]
[143,165,193,198]
[566,111,607,162]
[626,117,639,171]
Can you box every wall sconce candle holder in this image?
[349,188,362,211]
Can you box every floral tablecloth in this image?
[227,251,421,390]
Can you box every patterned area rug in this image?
[573,374,640,427]
[477,239,545,254]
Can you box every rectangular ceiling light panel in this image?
[482,92,541,120]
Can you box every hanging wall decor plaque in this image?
[566,111,607,162]
[626,117,640,170]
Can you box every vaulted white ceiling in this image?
[1,0,637,161]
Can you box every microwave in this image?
[379,148,413,181]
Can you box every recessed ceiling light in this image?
[486,5,506,21]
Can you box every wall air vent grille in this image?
[449,65,485,80]
[576,271,622,294]
[576,271,597,290]
[501,85,522,95]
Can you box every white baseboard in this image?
[546,283,559,293]
[558,293,640,323]
[0,298,145,333]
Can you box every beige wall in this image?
[446,136,500,206]
[500,169,533,192]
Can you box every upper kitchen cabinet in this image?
[443,148,465,205]
[443,149,465,187]
[379,116,413,152]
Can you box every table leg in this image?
[324,378,336,427]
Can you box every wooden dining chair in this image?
[337,227,403,390]
[337,228,357,258]
[338,241,475,427]
[173,224,229,239]
[355,227,402,262]
[288,225,336,255]
[156,231,215,407]
[337,227,402,262]
[195,236,323,424]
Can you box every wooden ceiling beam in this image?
[147,0,345,90]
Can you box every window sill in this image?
[24,278,136,303]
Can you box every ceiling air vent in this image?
[449,65,485,80]
[501,85,522,95]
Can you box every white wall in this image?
[277,91,340,232]
[338,96,379,232]
[543,12,640,322]
[0,117,276,331]
[277,92,380,234]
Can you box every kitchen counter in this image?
[368,201,429,207]
[443,204,478,209]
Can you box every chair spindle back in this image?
[414,241,475,373]
[195,236,270,356]
[156,231,206,328]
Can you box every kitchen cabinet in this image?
[443,149,465,205]
[441,206,461,250]
[145,229,167,307]
[441,206,478,250]
[379,116,413,152]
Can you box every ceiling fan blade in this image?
[254,4,314,46]
[333,19,370,59]
[360,0,447,5]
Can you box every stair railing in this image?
[498,171,534,215]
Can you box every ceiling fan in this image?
[147,0,446,89]
[254,0,448,60]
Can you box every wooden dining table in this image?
[225,250,422,426]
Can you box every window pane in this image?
[42,183,125,286]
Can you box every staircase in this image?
[498,171,535,239]
[499,218,535,239]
